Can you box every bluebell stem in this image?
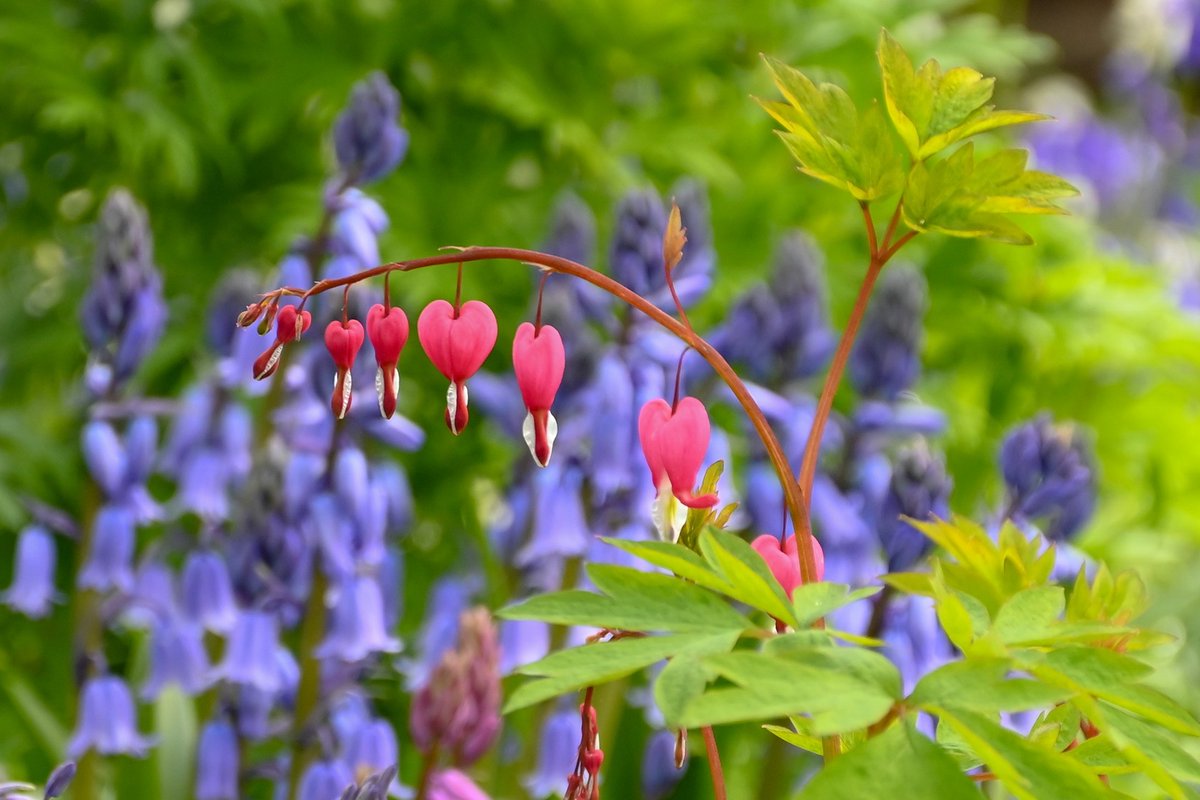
[642,729,684,800]
[999,414,1096,541]
[848,264,927,401]
[525,708,579,798]
[195,720,239,800]
[68,675,152,757]
[79,188,166,392]
[3,525,58,618]
[332,72,408,184]
[877,440,952,572]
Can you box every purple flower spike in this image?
[181,550,238,633]
[3,525,58,618]
[195,720,239,800]
[68,675,152,757]
[78,504,136,593]
[43,761,76,799]
[297,760,354,800]
[217,610,284,692]
[333,72,408,184]
[525,709,579,798]
[82,421,127,497]
[878,441,952,572]
[428,770,490,800]
[1000,414,1096,541]
[317,575,400,662]
[333,447,370,525]
[142,620,212,699]
[848,265,926,401]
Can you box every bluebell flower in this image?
[498,618,550,675]
[233,686,275,741]
[297,760,354,800]
[662,178,715,309]
[524,709,578,798]
[216,610,286,693]
[848,265,926,401]
[343,718,399,785]
[333,72,408,184]
[78,504,136,593]
[142,619,212,698]
[543,193,607,321]
[317,575,401,662]
[81,421,127,497]
[309,492,356,582]
[2,525,58,618]
[121,558,176,627]
[406,577,475,689]
[610,188,668,300]
[882,595,952,693]
[178,448,232,520]
[43,761,76,799]
[515,461,592,568]
[329,191,388,270]
[642,729,683,800]
[877,441,951,572]
[379,545,404,631]
[284,451,328,518]
[195,719,239,800]
[68,675,152,757]
[181,550,238,633]
[114,285,168,382]
[851,401,946,440]
[333,447,370,529]
[588,351,636,501]
[999,414,1096,541]
[371,461,413,533]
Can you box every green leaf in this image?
[683,649,897,733]
[0,669,67,759]
[763,722,822,755]
[654,656,711,728]
[601,536,732,595]
[933,707,1119,800]
[799,723,981,799]
[699,528,799,628]
[499,564,751,635]
[1095,701,1200,796]
[902,144,1078,246]
[991,586,1065,644]
[877,29,1047,161]
[910,659,1072,714]
[791,583,881,628]
[881,572,933,596]
[153,686,197,800]
[760,56,905,201]
[506,632,738,714]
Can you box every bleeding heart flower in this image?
[750,533,825,599]
[512,322,565,467]
[324,319,365,419]
[366,304,410,419]
[253,305,312,381]
[638,397,718,510]
[417,299,497,434]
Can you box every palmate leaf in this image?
[877,29,1048,160]
[759,57,905,202]
[902,143,1078,245]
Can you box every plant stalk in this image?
[701,726,727,800]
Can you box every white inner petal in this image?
[446,381,458,433]
[375,367,386,416]
[338,371,353,419]
[256,345,283,380]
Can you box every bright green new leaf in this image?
[1063,734,1136,775]
[799,723,981,800]
[600,536,729,593]
[909,658,1072,714]
[902,143,1078,245]
[760,57,905,201]
[790,582,881,628]
[699,528,799,628]
[877,29,1048,160]
[1095,701,1200,795]
[763,722,823,756]
[654,655,711,728]
[990,586,1065,644]
[933,707,1120,800]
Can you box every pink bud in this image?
[750,533,826,599]
[253,305,311,381]
[512,322,565,467]
[324,319,365,419]
[366,304,410,419]
[417,299,498,435]
[637,397,718,509]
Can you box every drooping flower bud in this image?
[750,533,826,600]
[417,299,498,435]
[512,322,565,467]
[253,304,312,381]
[325,318,366,419]
[637,397,718,509]
[366,303,410,419]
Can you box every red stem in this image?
[269,246,818,582]
[701,726,727,800]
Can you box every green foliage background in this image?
[2,0,1199,796]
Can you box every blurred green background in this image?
[3,0,1200,796]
